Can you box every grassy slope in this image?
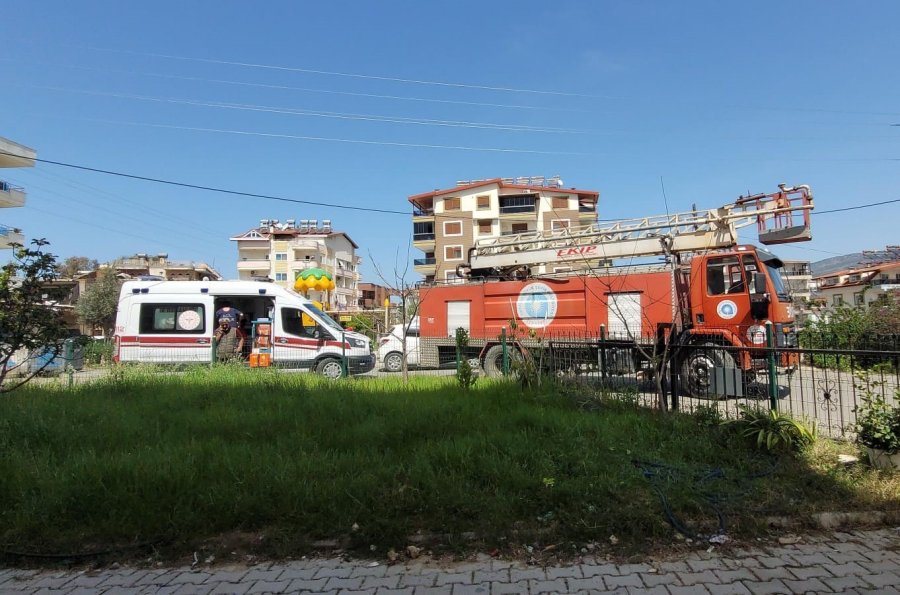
[0,367,897,557]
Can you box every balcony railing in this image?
[501,229,532,236]
[0,181,24,193]
[579,204,596,213]
[1,224,22,236]
[413,208,434,217]
[413,232,435,241]
[414,257,436,266]
[499,204,536,214]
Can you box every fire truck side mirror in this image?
[752,272,767,296]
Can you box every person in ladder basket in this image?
[214,318,244,363]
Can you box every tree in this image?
[56,256,99,278]
[76,268,121,337]
[371,248,422,383]
[0,239,69,393]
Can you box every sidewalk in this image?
[1,527,898,594]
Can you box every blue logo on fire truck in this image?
[717,300,738,320]
[516,282,558,329]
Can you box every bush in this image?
[852,375,900,453]
[726,405,817,453]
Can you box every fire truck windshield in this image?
[765,263,791,302]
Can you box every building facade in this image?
[0,136,35,249]
[813,260,900,309]
[75,253,222,294]
[357,282,395,309]
[781,260,813,302]
[230,219,361,310]
[408,176,600,283]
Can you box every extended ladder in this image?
[463,184,813,275]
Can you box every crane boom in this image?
[462,184,814,277]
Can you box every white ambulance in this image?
[113,280,374,377]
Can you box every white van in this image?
[113,280,374,377]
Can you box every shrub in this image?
[727,405,817,453]
[852,375,900,453]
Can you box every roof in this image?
[230,228,360,249]
[812,259,900,281]
[408,178,600,203]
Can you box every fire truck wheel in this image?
[483,344,521,378]
[383,352,403,373]
[316,357,344,380]
[679,342,736,399]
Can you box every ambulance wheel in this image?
[383,352,403,373]
[483,345,521,378]
[679,342,736,399]
[316,358,344,380]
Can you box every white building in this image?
[814,260,900,309]
[0,136,35,249]
[230,219,361,310]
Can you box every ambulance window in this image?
[139,304,206,334]
[281,307,319,338]
[706,256,743,296]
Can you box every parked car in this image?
[377,322,420,372]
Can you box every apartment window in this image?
[512,223,528,233]
[551,219,570,231]
[477,195,490,209]
[443,221,463,236]
[274,253,287,261]
[443,197,461,211]
[833,294,844,306]
[854,292,865,306]
[552,197,568,209]
[478,221,493,235]
[275,273,288,282]
[444,245,463,261]
[413,221,435,240]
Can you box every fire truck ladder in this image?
[462,184,814,277]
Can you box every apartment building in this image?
[358,282,395,309]
[409,176,600,283]
[230,219,361,310]
[1,136,35,249]
[780,260,813,302]
[74,253,222,293]
[814,259,900,309]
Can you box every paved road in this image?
[2,527,899,594]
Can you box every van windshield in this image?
[304,303,344,331]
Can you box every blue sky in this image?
[1,1,897,281]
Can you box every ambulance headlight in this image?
[348,337,367,349]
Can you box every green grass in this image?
[0,366,897,559]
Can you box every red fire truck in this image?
[414,185,814,397]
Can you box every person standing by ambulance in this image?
[214,318,244,362]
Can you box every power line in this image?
[2,149,897,225]
[0,58,591,114]
[17,83,588,134]
[73,116,594,156]
[76,45,606,98]
[811,198,900,215]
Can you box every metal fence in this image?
[503,330,900,439]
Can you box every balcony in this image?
[237,259,270,271]
[0,138,36,168]
[578,203,596,213]
[0,225,24,249]
[291,239,326,253]
[413,207,435,218]
[414,257,436,266]
[292,261,321,271]
[0,181,26,208]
